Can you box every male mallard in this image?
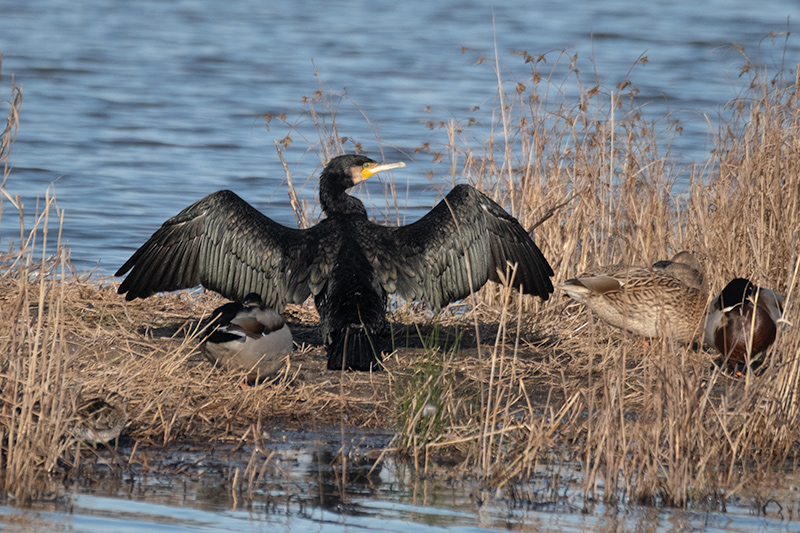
[560,252,707,342]
[704,277,784,372]
[201,293,293,382]
[73,393,128,445]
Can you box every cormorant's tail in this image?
[326,327,383,371]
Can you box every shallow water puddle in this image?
[2,429,800,532]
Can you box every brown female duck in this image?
[560,252,707,342]
[652,250,705,290]
[73,393,128,445]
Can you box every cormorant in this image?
[116,154,554,370]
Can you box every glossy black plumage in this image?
[116,154,554,370]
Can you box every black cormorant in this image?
[116,154,554,370]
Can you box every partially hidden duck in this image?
[202,293,294,382]
[704,277,784,372]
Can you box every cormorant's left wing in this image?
[370,184,554,311]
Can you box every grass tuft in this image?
[1,43,800,513]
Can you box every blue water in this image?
[1,430,799,532]
[3,1,800,529]
[1,0,798,273]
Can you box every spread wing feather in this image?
[116,190,313,310]
[369,184,553,311]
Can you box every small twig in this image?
[275,141,307,229]
[527,192,579,233]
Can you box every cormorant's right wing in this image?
[116,190,313,310]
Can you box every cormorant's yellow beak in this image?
[360,161,406,181]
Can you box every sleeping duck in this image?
[72,392,128,446]
[704,278,784,372]
[652,250,705,290]
[560,252,707,342]
[202,293,294,382]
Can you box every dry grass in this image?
[406,46,800,510]
[1,46,800,515]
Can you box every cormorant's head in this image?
[323,154,406,190]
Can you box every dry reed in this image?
[1,43,799,515]
[402,45,800,510]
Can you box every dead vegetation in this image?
[1,45,800,515]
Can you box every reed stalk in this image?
[1,43,800,513]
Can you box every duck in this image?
[704,277,784,372]
[201,292,294,382]
[559,252,707,342]
[116,154,554,371]
[72,393,128,446]
[652,251,705,290]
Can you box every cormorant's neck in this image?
[320,178,367,217]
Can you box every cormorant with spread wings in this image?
[116,154,554,370]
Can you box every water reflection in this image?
[2,429,800,531]
[1,0,799,271]
[304,447,385,516]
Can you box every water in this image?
[1,0,798,273]
[2,0,800,529]
[1,429,799,532]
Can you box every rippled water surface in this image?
[3,1,800,529]
[1,430,800,532]
[1,0,799,272]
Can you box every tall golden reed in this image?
[1,41,799,512]
[0,57,78,503]
[398,45,799,508]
